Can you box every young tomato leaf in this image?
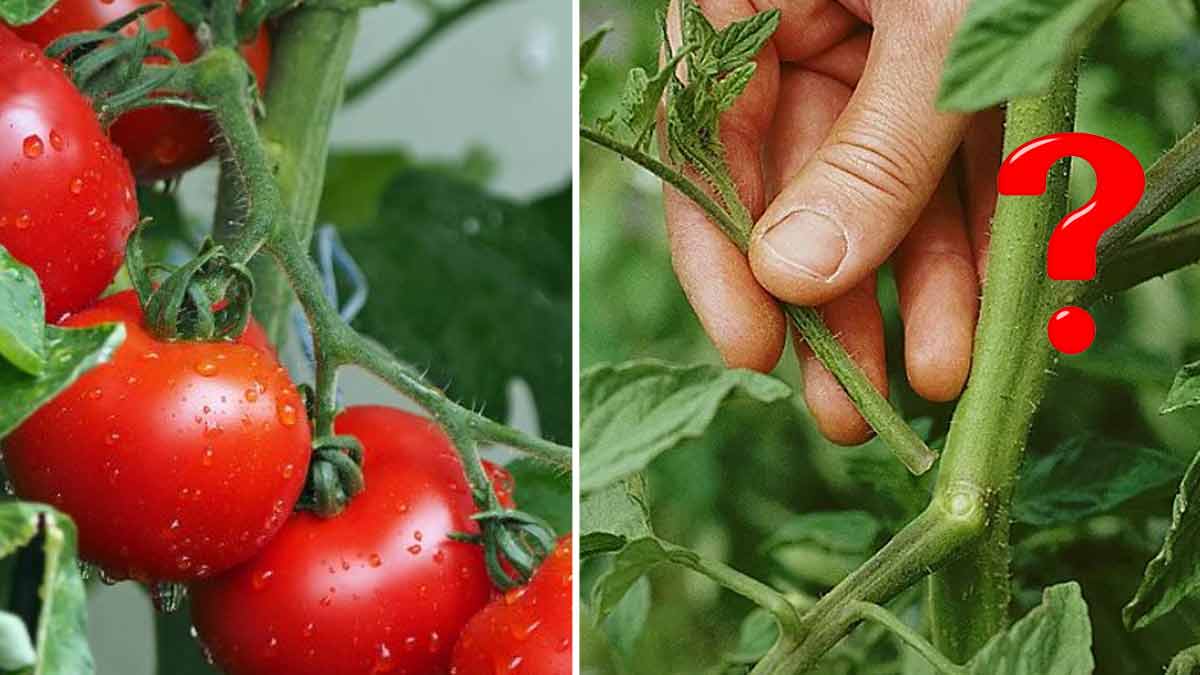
[0,246,46,376]
[1124,451,1200,631]
[580,360,790,492]
[340,169,571,444]
[0,0,54,25]
[580,22,612,75]
[1012,436,1185,526]
[591,537,700,621]
[1161,361,1200,414]
[0,503,93,675]
[1168,644,1200,675]
[581,473,653,557]
[762,511,882,555]
[938,0,1123,111]
[0,323,125,437]
[966,582,1094,674]
[723,609,777,667]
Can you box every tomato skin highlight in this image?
[10,0,271,180]
[2,291,311,582]
[0,27,139,321]
[450,536,573,675]
[190,406,499,675]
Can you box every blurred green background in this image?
[580,1,1200,673]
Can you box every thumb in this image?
[749,4,970,307]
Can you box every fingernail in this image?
[760,210,847,281]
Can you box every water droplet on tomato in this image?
[506,655,524,672]
[407,544,422,555]
[15,211,31,230]
[244,387,259,402]
[49,131,64,151]
[194,360,219,377]
[368,553,382,568]
[302,622,315,637]
[68,177,84,194]
[277,402,297,427]
[428,631,441,654]
[414,530,423,542]
[251,569,274,590]
[511,618,541,641]
[370,644,395,673]
[433,550,446,564]
[201,447,214,466]
[282,463,295,479]
[556,637,570,653]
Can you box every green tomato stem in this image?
[928,62,1079,662]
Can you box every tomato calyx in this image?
[455,508,558,590]
[44,8,197,126]
[126,227,255,341]
[295,433,367,518]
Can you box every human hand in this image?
[661,0,1002,444]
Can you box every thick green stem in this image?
[754,488,986,674]
[580,126,936,475]
[218,8,360,344]
[928,64,1079,662]
[342,0,505,104]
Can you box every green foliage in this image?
[580,360,790,492]
[1161,361,1200,414]
[0,0,53,25]
[0,503,93,675]
[1013,436,1185,526]
[939,0,1123,111]
[338,168,572,444]
[507,458,571,535]
[1124,451,1200,631]
[581,475,653,556]
[966,583,1094,675]
[0,247,45,377]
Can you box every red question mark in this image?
[997,132,1145,354]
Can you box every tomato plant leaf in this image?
[0,0,54,25]
[0,502,93,675]
[1124,451,1200,631]
[1012,436,1185,526]
[507,458,571,535]
[580,22,612,75]
[0,323,125,438]
[966,582,1094,674]
[1167,644,1200,675]
[0,246,46,376]
[938,0,1122,111]
[154,598,218,675]
[0,610,35,671]
[340,169,571,444]
[723,609,777,666]
[580,359,790,492]
[761,511,882,555]
[603,575,650,664]
[581,474,652,557]
[1161,361,1200,414]
[591,537,700,621]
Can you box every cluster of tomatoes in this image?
[0,2,570,673]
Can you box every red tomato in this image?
[0,27,138,321]
[3,290,311,582]
[450,536,573,675]
[190,406,505,675]
[486,459,517,510]
[11,0,271,180]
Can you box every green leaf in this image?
[581,473,653,557]
[723,608,777,665]
[1012,436,1185,526]
[1125,451,1200,630]
[580,22,612,73]
[0,503,93,675]
[0,323,125,438]
[580,360,790,492]
[603,575,650,663]
[712,9,780,71]
[0,247,46,376]
[598,56,683,151]
[1162,361,1200,414]
[1168,644,1200,675]
[966,582,1094,674]
[340,168,571,443]
[761,511,882,555]
[0,0,54,24]
[938,0,1122,111]
[591,537,699,621]
[713,61,757,112]
[0,610,35,671]
[507,458,571,535]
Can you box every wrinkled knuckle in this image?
[819,110,935,209]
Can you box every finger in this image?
[748,2,973,307]
[894,172,979,402]
[798,27,870,88]
[660,0,786,372]
[960,107,1005,280]
[750,0,861,62]
[796,276,887,446]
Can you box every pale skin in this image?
[661,0,1003,444]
